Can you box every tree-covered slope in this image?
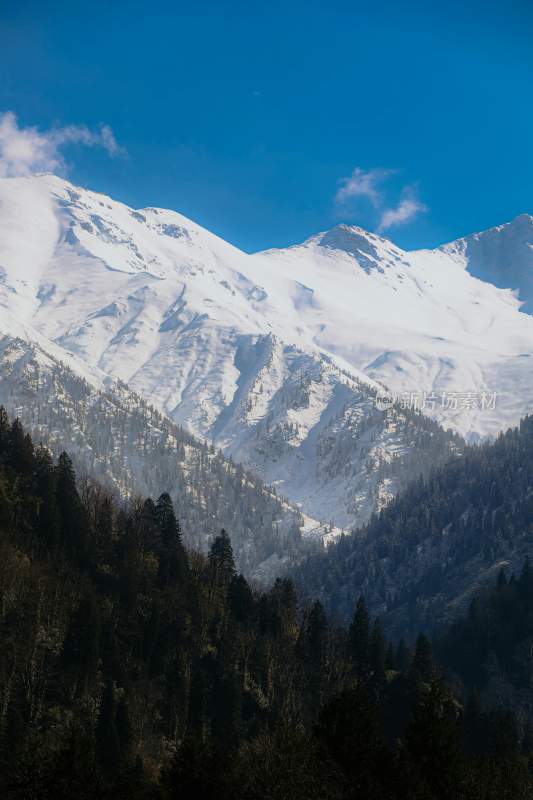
[437,559,533,721]
[1,411,533,799]
[0,334,306,580]
[294,416,533,637]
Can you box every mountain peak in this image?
[439,212,533,312]
[310,223,390,251]
[511,212,533,225]
[471,212,533,240]
[286,222,407,274]
[441,213,533,252]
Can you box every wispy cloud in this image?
[335,165,427,233]
[335,166,395,207]
[0,111,125,178]
[377,188,427,232]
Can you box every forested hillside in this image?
[294,416,533,637]
[437,560,533,725]
[0,334,306,580]
[1,410,533,799]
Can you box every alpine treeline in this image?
[0,336,306,581]
[1,408,533,799]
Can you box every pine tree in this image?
[411,633,435,684]
[0,406,10,460]
[305,600,328,667]
[370,618,386,684]
[209,529,236,588]
[56,451,91,563]
[463,688,483,754]
[0,470,12,529]
[62,591,101,697]
[403,679,465,799]
[211,670,242,742]
[115,695,133,763]
[299,600,328,706]
[7,418,34,476]
[269,577,299,638]
[385,642,396,671]
[155,492,182,550]
[497,566,508,589]
[520,557,533,609]
[229,574,255,625]
[93,491,115,565]
[315,685,391,797]
[34,444,61,551]
[349,596,370,679]
[96,682,121,774]
[139,497,158,550]
[155,492,188,585]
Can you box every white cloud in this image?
[0,111,125,178]
[377,189,427,232]
[99,124,123,157]
[335,166,395,207]
[335,165,427,233]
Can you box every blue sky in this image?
[1,0,532,251]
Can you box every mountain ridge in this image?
[437,212,533,312]
[0,173,531,529]
[0,327,309,579]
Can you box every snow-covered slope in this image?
[0,327,307,579]
[257,222,533,441]
[0,173,530,530]
[0,174,461,530]
[439,213,533,313]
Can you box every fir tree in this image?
[155,492,188,586]
[403,680,465,799]
[96,682,121,774]
[229,573,255,625]
[62,591,101,697]
[34,444,61,551]
[115,695,133,763]
[56,451,91,563]
[411,633,435,684]
[7,418,34,476]
[370,617,386,684]
[209,529,236,588]
[349,596,370,678]
[0,406,10,459]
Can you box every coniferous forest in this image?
[2,408,533,799]
[294,415,533,637]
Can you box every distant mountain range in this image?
[0,173,531,534]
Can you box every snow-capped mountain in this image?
[257,217,533,441]
[0,173,530,530]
